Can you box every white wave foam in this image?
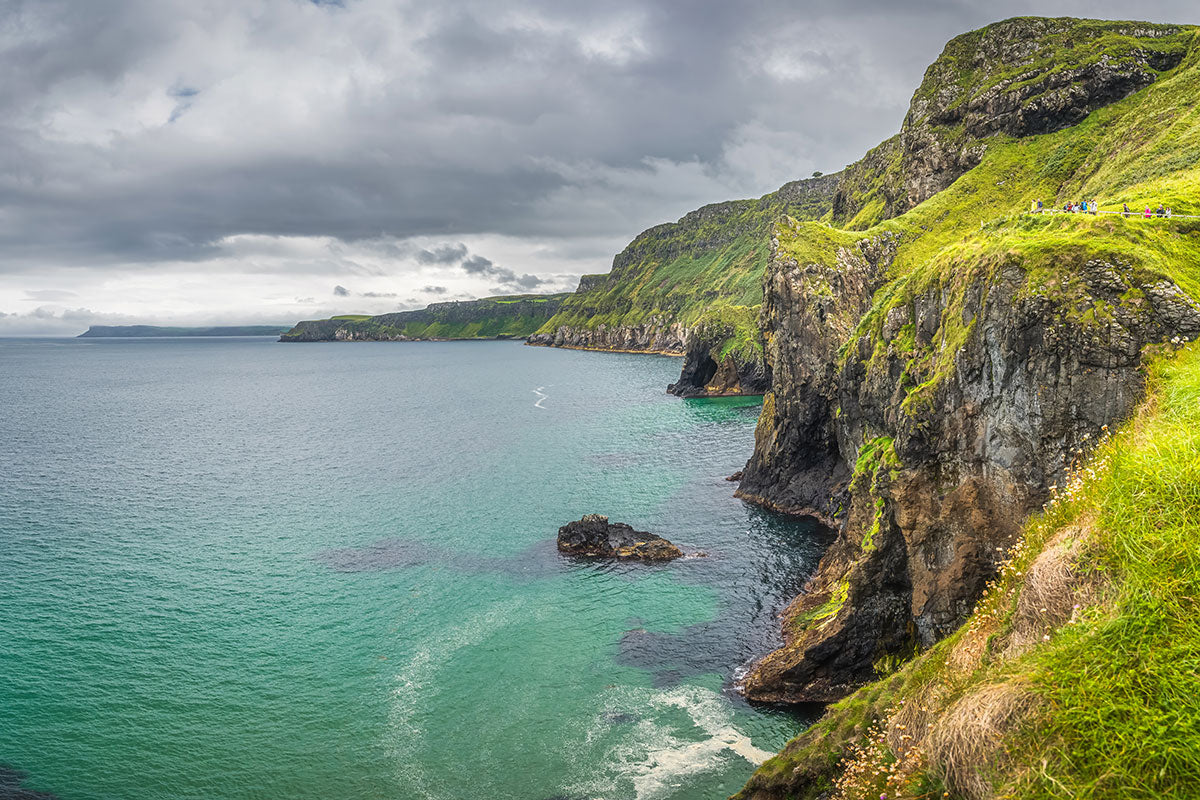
[387,599,525,800]
[565,685,773,800]
[532,386,548,409]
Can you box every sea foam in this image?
[565,684,772,800]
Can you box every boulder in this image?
[557,515,683,561]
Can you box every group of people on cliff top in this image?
[1030,199,1175,218]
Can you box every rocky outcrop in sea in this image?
[556,515,683,561]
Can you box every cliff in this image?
[832,17,1190,228]
[732,15,1200,800]
[280,294,569,342]
[529,174,841,396]
[737,342,1200,799]
[532,18,1194,400]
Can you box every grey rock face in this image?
[735,230,900,521]
[527,320,688,354]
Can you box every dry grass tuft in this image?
[1000,520,1103,660]
[925,682,1038,800]
[885,681,948,755]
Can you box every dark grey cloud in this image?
[2,0,1199,331]
[360,290,397,298]
[333,284,350,296]
[461,254,545,291]
[461,255,496,275]
[416,243,470,265]
[422,285,448,294]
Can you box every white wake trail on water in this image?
[387,599,526,800]
[565,685,774,800]
[532,386,548,409]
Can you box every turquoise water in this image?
[0,338,825,800]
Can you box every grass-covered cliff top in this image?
[538,17,1197,368]
[280,293,569,342]
[832,17,1195,231]
[738,340,1200,799]
[915,16,1191,113]
[778,24,1200,375]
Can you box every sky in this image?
[1,0,1197,334]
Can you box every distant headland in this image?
[279,294,569,342]
[78,325,292,338]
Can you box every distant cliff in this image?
[280,294,569,342]
[529,175,840,397]
[79,325,291,337]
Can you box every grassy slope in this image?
[537,181,836,363]
[738,26,1200,800]
[833,18,1192,231]
[539,19,1193,367]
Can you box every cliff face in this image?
[740,239,1200,703]
[281,294,568,342]
[737,343,1200,800]
[531,18,1192,399]
[531,174,841,395]
[733,17,1200,706]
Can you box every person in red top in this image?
[1145,207,1152,219]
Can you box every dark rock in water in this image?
[601,711,638,725]
[557,515,683,561]
[726,470,743,482]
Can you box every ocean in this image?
[0,337,826,800]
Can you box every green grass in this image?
[281,294,570,341]
[761,29,1200,423]
[1002,344,1200,798]
[533,21,1199,379]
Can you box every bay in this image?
[0,338,825,800]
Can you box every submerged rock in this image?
[557,515,683,561]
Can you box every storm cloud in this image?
[461,254,545,292]
[1,0,1197,333]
